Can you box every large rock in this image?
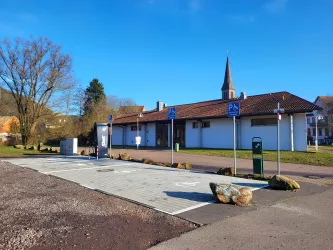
[231,187,253,206]
[118,152,131,161]
[171,163,184,169]
[209,183,252,206]
[268,175,300,190]
[14,145,24,149]
[217,167,234,176]
[183,162,192,170]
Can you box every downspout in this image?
[290,115,294,151]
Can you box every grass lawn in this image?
[0,145,59,157]
[308,145,333,153]
[179,148,333,167]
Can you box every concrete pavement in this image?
[151,185,333,250]
[106,148,333,185]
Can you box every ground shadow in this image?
[232,182,269,188]
[164,191,215,202]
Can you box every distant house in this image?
[0,116,20,145]
[306,96,333,145]
[111,57,321,152]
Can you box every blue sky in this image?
[1,0,332,111]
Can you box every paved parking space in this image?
[5,156,268,215]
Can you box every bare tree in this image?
[0,37,73,145]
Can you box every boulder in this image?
[183,162,192,170]
[217,167,234,176]
[142,158,155,164]
[118,152,131,161]
[14,145,24,149]
[209,183,253,206]
[268,175,300,190]
[231,187,253,206]
[171,163,184,169]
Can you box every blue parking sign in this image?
[228,102,240,117]
[168,108,176,120]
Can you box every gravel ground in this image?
[0,160,197,250]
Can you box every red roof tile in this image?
[113,92,322,125]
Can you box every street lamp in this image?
[136,113,143,149]
[315,115,324,151]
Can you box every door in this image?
[156,123,168,147]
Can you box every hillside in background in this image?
[0,87,18,117]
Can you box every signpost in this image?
[228,102,240,175]
[108,114,113,159]
[315,115,324,151]
[168,108,176,164]
[274,103,285,175]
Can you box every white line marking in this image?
[171,201,216,215]
[80,184,96,190]
[174,182,200,187]
[42,164,131,174]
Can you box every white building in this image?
[112,58,321,152]
[306,96,333,145]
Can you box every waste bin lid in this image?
[95,123,108,126]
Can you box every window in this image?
[307,128,311,136]
[131,125,142,131]
[312,128,316,136]
[251,118,277,126]
[318,128,322,136]
[192,122,198,128]
[307,117,310,124]
[202,121,210,128]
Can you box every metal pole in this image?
[277,102,280,175]
[171,119,174,164]
[110,123,112,159]
[233,115,237,175]
[315,116,318,151]
[96,145,99,161]
[137,117,139,150]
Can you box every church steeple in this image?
[221,57,236,100]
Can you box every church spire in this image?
[221,56,236,100]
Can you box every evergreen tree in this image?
[83,78,106,115]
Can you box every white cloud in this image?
[264,0,288,13]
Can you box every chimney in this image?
[157,101,164,111]
[240,92,247,100]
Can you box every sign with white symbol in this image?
[101,135,107,147]
[135,136,141,145]
[228,102,240,117]
[108,114,113,123]
[174,182,200,187]
[168,108,176,120]
[273,108,285,113]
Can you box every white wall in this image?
[112,126,123,145]
[293,113,307,151]
[112,123,156,147]
[201,119,234,148]
[240,115,290,151]
[185,120,200,148]
[146,123,156,147]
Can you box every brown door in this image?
[156,123,168,147]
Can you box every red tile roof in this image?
[113,92,322,125]
[318,96,333,106]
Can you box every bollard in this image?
[96,145,99,160]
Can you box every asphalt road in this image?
[151,185,333,250]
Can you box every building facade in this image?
[112,58,321,152]
[306,96,333,145]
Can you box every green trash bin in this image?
[253,158,263,175]
[175,143,179,152]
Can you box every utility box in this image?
[175,143,179,152]
[94,123,109,158]
[252,137,264,175]
[60,138,78,155]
